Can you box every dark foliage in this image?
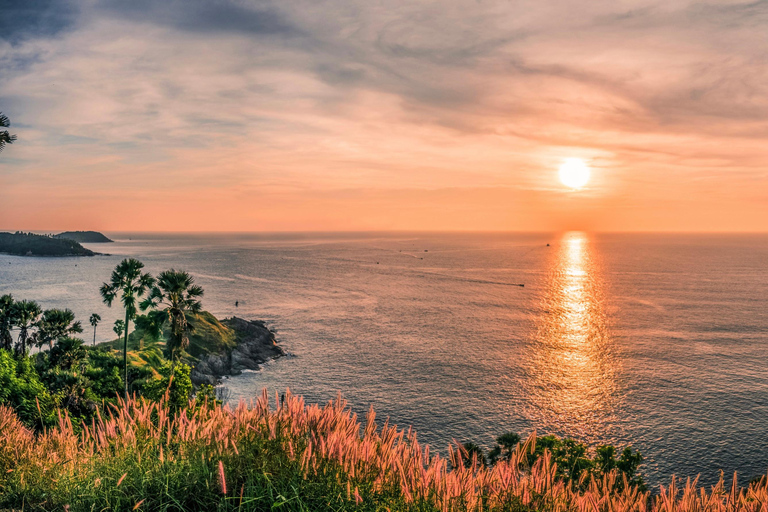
[0,231,96,257]
[55,231,114,243]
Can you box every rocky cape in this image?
[0,231,97,257]
[190,317,286,386]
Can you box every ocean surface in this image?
[1,232,767,487]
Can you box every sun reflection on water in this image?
[524,232,621,442]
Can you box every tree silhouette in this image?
[0,295,15,351]
[12,300,42,355]
[34,308,83,351]
[89,313,101,346]
[100,259,154,399]
[113,319,125,339]
[0,113,17,153]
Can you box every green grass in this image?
[101,311,238,374]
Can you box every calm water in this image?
[1,232,767,486]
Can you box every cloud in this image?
[0,0,79,43]
[95,0,298,36]
[0,0,767,230]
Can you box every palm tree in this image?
[0,112,17,153]
[34,308,83,351]
[89,313,101,346]
[141,269,204,374]
[100,258,154,399]
[113,319,125,339]
[12,299,42,355]
[0,294,15,351]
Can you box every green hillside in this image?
[101,311,238,373]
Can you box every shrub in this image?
[142,362,193,410]
[0,350,55,430]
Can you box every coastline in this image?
[190,317,286,386]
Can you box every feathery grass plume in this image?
[1,392,768,511]
[218,460,227,495]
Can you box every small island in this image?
[55,230,113,243]
[0,231,97,256]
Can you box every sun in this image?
[559,158,590,189]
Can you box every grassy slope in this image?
[101,311,238,373]
[4,393,767,512]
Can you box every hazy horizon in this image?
[5,228,768,235]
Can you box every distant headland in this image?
[0,231,98,257]
[54,230,113,243]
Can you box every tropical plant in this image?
[141,362,193,410]
[47,336,88,371]
[89,313,101,346]
[0,295,14,351]
[113,319,125,339]
[11,300,41,356]
[488,431,521,465]
[0,112,17,153]
[100,259,154,399]
[33,308,83,351]
[0,350,55,431]
[140,269,203,373]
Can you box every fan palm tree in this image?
[34,308,83,351]
[89,313,101,346]
[100,258,154,399]
[0,112,17,152]
[0,294,15,351]
[12,299,42,355]
[140,269,204,374]
[113,319,125,339]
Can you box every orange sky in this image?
[1,0,767,232]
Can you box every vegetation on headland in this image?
[55,230,114,243]
[0,231,97,257]
[102,310,236,371]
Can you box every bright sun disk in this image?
[559,158,590,189]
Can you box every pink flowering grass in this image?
[0,390,767,511]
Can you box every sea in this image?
[1,231,767,487]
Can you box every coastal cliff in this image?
[106,311,286,386]
[190,317,286,385]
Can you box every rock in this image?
[190,317,286,386]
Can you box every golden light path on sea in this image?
[524,232,621,442]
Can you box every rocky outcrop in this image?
[190,317,286,386]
